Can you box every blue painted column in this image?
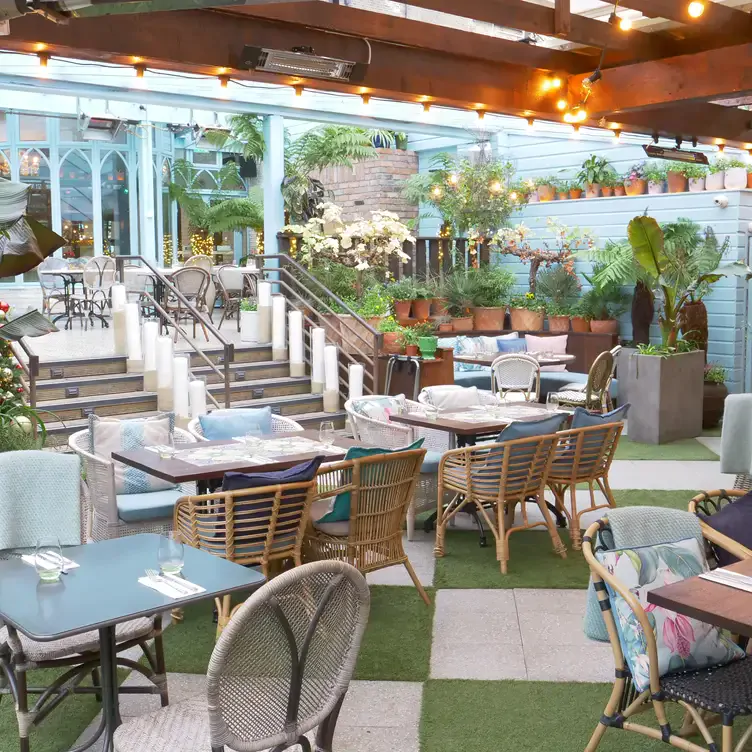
[138,120,157,261]
[262,114,285,266]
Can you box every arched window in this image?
[101,151,130,256]
[18,148,52,282]
[59,149,94,261]
[194,170,217,190]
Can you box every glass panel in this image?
[0,113,7,144]
[0,150,9,179]
[18,149,52,283]
[59,150,94,264]
[192,150,216,166]
[161,160,172,265]
[194,170,216,190]
[59,117,84,142]
[19,114,47,142]
[101,152,130,256]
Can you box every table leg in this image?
[455,434,486,547]
[98,625,121,752]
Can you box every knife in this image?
[162,572,200,594]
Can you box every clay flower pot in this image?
[689,177,705,192]
[432,298,449,316]
[569,188,583,199]
[473,306,505,330]
[590,319,619,335]
[510,308,544,331]
[547,315,570,333]
[557,191,569,201]
[614,185,626,197]
[667,171,688,194]
[571,316,591,333]
[624,178,646,196]
[537,184,556,202]
[648,181,665,195]
[747,172,752,189]
[703,382,728,429]
[601,186,614,197]
[381,331,403,354]
[585,183,601,199]
[405,344,419,357]
[393,300,412,319]
[412,299,432,320]
[438,322,453,332]
[451,316,474,331]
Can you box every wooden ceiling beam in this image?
[554,0,572,37]
[614,0,752,29]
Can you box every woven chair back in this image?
[217,263,244,295]
[174,479,317,566]
[585,349,614,402]
[122,264,152,293]
[548,423,623,483]
[185,254,213,271]
[207,561,370,752]
[38,257,67,290]
[490,354,540,399]
[83,256,116,291]
[689,489,752,565]
[171,266,209,300]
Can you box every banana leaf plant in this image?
[624,215,752,347]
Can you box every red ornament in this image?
[15,364,21,370]
[0,302,9,313]
[16,387,23,393]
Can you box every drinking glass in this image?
[546,393,560,413]
[35,538,63,582]
[243,426,263,451]
[319,421,336,446]
[157,433,177,460]
[424,406,439,422]
[158,532,184,575]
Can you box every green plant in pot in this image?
[387,278,418,319]
[399,325,421,356]
[443,271,476,331]
[643,161,668,194]
[239,298,259,344]
[577,155,614,198]
[580,267,630,335]
[378,315,404,354]
[467,264,515,330]
[509,292,546,332]
[536,264,581,333]
[411,281,434,320]
[353,285,391,325]
[412,320,439,358]
[570,299,592,333]
[703,363,727,429]
[681,163,708,193]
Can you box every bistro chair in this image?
[113,561,370,752]
[122,263,156,317]
[546,422,623,550]
[305,448,431,604]
[689,489,752,565]
[582,515,752,752]
[490,353,541,403]
[37,256,68,315]
[215,264,244,330]
[187,412,303,441]
[560,344,622,410]
[184,253,216,319]
[166,266,210,341]
[549,349,614,413]
[73,256,116,327]
[435,434,566,574]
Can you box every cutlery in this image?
[162,572,201,594]
[37,552,69,575]
[145,568,191,596]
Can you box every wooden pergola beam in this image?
[615,0,752,29]
[554,0,571,38]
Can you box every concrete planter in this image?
[240,310,258,343]
[725,167,747,190]
[706,172,724,191]
[688,177,705,192]
[648,181,665,195]
[620,349,704,444]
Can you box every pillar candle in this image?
[111,284,127,356]
[142,320,159,391]
[311,327,325,394]
[324,344,339,413]
[172,356,190,427]
[125,302,143,373]
[155,336,174,411]
[257,281,272,344]
[189,378,208,418]
[349,363,364,400]
[288,310,304,377]
[271,295,287,361]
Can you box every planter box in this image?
[620,349,704,444]
[240,310,258,343]
[706,172,724,191]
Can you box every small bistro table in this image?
[0,534,265,752]
[452,352,578,368]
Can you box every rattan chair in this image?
[166,267,210,341]
[550,349,614,412]
[490,353,541,403]
[583,516,752,752]
[546,422,623,550]
[304,448,431,604]
[174,478,318,634]
[184,253,216,320]
[112,561,370,752]
[68,427,196,541]
[186,413,303,442]
[560,345,622,410]
[435,434,566,574]
[38,257,67,315]
[215,264,244,331]
[74,256,117,326]
[689,489,752,563]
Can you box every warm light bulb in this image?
[550,77,562,89]
[476,109,486,121]
[361,93,371,106]
[510,191,518,201]
[432,186,443,198]
[613,129,621,143]
[490,180,502,193]
[422,102,431,113]
[37,52,49,68]
[217,66,228,75]
[449,174,459,186]
[717,143,726,153]
[293,84,304,98]
[556,99,568,111]
[688,1,705,17]
[218,76,229,89]
[576,108,588,122]
[571,125,581,138]
[135,64,145,78]
[526,117,535,131]
[619,16,633,30]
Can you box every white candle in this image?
[272,295,287,357]
[189,379,207,418]
[257,281,271,307]
[111,284,127,356]
[111,284,126,311]
[311,327,325,393]
[289,310,304,376]
[172,355,190,421]
[125,303,142,370]
[349,363,364,400]
[142,321,159,371]
[155,336,174,389]
[324,345,339,392]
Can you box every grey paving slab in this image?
[524,646,615,682]
[607,459,733,490]
[518,610,600,649]
[513,588,588,615]
[697,436,721,455]
[430,639,528,680]
[366,532,435,587]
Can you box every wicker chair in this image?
[305,448,431,604]
[689,489,752,563]
[166,267,210,341]
[215,264,244,330]
[582,516,752,752]
[68,427,196,541]
[560,345,622,410]
[174,478,318,635]
[38,257,67,315]
[546,422,623,550]
[435,434,566,574]
[112,561,370,752]
[184,253,216,320]
[550,349,614,412]
[490,353,541,403]
[186,413,303,442]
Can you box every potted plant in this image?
[411,282,433,320]
[666,165,689,194]
[378,316,404,354]
[569,181,583,200]
[723,158,748,190]
[581,266,630,335]
[427,276,449,316]
[681,163,708,192]
[747,163,752,189]
[413,320,439,358]
[706,158,726,191]
[556,180,570,201]
[570,301,591,332]
[600,170,621,198]
[509,292,546,331]
[643,161,667,194]
[623,163,647,196]
[353,285,391,329]
[545,302,573,333]
[387,278,417,319]
[239,298,258,343]
[613,175,627,197]
[444,271,475,331]
[468,265,515,330]
[536,264,581,334]
[400,325,420,356]
[536,176,557,202]
[577,155,614,199]
[703,363,728,429]
[435,315,453,333]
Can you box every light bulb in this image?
[717,143,726,153]
[422,102,431,113]
[526,117,535,131]
[476,109,486,121]
[449,174,459,186]
[361,93,371,106]
[293,84,304,98]
[563,112,575,123]
[37,52,49,68]
[550,77,562,89]
[576,108,588,122]
[510,191,518,202]
[688,1,704,17]
[613,129,621,143]
[556,99,568,111]
[490,180,502,193]
[432,186,443,198]
[619,16,633,30]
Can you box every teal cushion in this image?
[199,407,272,441]
[116,488,184,523]
[453,370,491,389]
[421,450,443,474]
[572,404,630,429]
[497,413,566,443]
[317,439,425,524]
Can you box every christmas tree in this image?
[0,304,26,409]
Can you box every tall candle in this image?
[111,284,126,311]
[324,344,339,413]
[257,281,271,307]
[289,310,304,377]
[271,295,287,360]
[189,378,207,418]
[172,356,190,426]
[349,363,364,400]
[257,281,272,344]
[155,336,174,411]
[111,284,127,356]
[125,303,142,372]
[311,327,325,393]
[142,320,159,391]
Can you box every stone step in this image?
[193,360,293,384]
[36,372,145,401]
[206,376,312,404]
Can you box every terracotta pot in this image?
[412,298,432,320]
[590,319,619,335]
[393,300,412,318]
[432,297,449,316]
[585,183,601,199]
[547,315,570,333]
[405,344,419,357]
[451,316,474,331]
[706,172,724,191]
[747,172,752,189]
[510,308,544,331]
[438,323,453,332]
[648,181,664,195]
[614,185,626,197]
[725,167,747,190]
[703,382,728,429]
[601,186,614,197]
[381,331,403,354]
[571,316,591,333]
[537,184,556,202]
[569,188,583,199]
[624,178,647,196]
[473,306,505,330]
[689,177,705,192]
[667,171,688,193]
[557,191,568,201]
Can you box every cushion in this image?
[117,487,184,523]
[700,492,752,567]
[497,332,519,341]
[421,449,444,475]
[317,439,425,524]
[525,334,568,372]
[89,413,177,495]
[479,335,507,351]
[496,413,566,443]
[199,407,272,441]
[350,395,406,424]
[539,372,619,401]
[421,386,481,411]
[597,537,745,693]
[454,370,491,389]
[456,337,487,372]
[572,404,631,429]
[497,339,528,354]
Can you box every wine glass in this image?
[319,421,336,446]
[35,538,63,582]
[158,532,184,575]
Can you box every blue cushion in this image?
[318,439,425,523]
[496,413,566,443]
[497,339,528,353]
[700,493,752,567]
[116,488,184,523]
[539,372,619,400]
[421,450,443,474]
[453,369,491,389]
[199,407,273,441]
[572,403,631,429]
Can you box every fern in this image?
[206,198,263,233]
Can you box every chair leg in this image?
[535,492,568,559]
[722,720,733,752]
[153,630,169,708]
[584,679,624,752]
[406,500,416,542]
[16,668,30,752]
[433,481,447,558]
[314,694,345,752]
[569,485,583,550]
[215,594,232,639]
[403,559,431,605]
[91,667,102,703]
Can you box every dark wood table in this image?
[112,430,360,493]
[0,534,265,752]
[648,558,752,638]
[453,353,577,368]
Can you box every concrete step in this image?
[194,360,293,384]
[207,376,311,404]
[36,372,144,401]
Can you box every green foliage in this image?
[546,301,576,317]
[412,320,437,337]
[642,161,668,183]
[712,157,746,173]
[239,298,257,312]
[204,116,265,162]
[443,271,477,318]
[399,326,420,346]
[386,278,420,301]
[378,315,401,333]
[599,170,622,188]
[353,286,391,318]
[466,265,515,308]
[581,266,630,321]
[675,163,708,179]
[577,155,614,185]
[0,422,42,452]
[509,292,546,312]
[624,163,645,181]
[704,362,727,384]
[636,341,698,357]
[535,265,581,307]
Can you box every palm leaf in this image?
[206,198,263,234]
[628,215,664,280]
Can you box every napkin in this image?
[22,552,80,570]
[699,569,752,594]
[138,574,206,599]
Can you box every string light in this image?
[619,16,633,30]
[476,109,486,121]
[293,84,304,97]
[688,1,705,17]
[432,186,443,198]
[490,180,502,193]
[541,77,562,92]
[556,99,568,111]
[510,191,518,202]
[448,174,459,186]
[360,93,371,106]
[564,107,588,124]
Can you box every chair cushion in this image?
[317,439,424,524]
[496,413,566,443]
[456,337,487,372]
[421,450,444,474]
[571,404,631,429]
[90,413,177,495]
[350,395,405,424]
[116,488,185,523]
[421,386,481,411]
[525,333,568,372]
[199,407,272,441]
[699,492,752,567]
[540,372,619,400]
[597,537,745,693]
[453,370,491,389]
[497,339,528,354]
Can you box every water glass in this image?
[158,532,184,575]
[319,421,336,446]
[243,426,263,451]
[546,393,560,413]
[424,406,439,422]
[35,538,64,582]
[157,433,177,460]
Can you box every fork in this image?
[145,569,191,596]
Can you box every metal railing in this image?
[10,338,39,408]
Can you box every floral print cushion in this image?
[351,395,406,424]
[597,537,745,692]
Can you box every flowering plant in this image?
[624,163,645,182]
[509,292,546,312]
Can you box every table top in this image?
[390,403,559,435]
[453,352,577,368]
[647,558,752,638]
[0,534,265,641]
[38,266,260,279]
[112,430,360,484]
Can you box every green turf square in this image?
[614,436,717,461]
[613,489,698,511]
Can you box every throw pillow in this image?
[350,395,406,424]
[89,413,177,495]
[572,403,631,429]
[421,385,481,410]
[597,537,745,692]
[457,337,488,372]
[199,407,272,441]
[496,339,528,354]
[699,492,752,567]
[316,439,425,524]
[525,333,568,372]
[496,413,566,443]
[480,335,507,351]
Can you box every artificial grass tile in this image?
[612,489,698,511]
[702,425,722,437]
[160,600,217,675]
[615,436,717,461]
[354,586,434,682]
[433,529,590,590]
